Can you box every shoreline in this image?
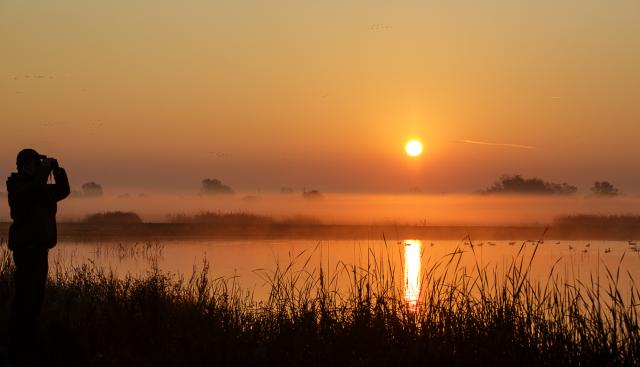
[2,222,639,241]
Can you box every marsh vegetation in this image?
[1,237,638,366]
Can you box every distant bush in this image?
[482,174,577,195]
[591,181,620,197]
[84,211,143,224]
[280,187,294,194]
[199,178,234,195]
[82,182,104,197]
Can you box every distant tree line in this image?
[0,175,625,198]
[483,175,577,195]
[167,211,322,226]
[481,175,621,197]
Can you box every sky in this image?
[1,0,639,194]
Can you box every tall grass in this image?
[0,237,638,366]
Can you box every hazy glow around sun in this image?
[405,140,423,157]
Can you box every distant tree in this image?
[84,211,142,224]
[82,182,104,197]
[591,181,620,197]
[200,178,234,195]
[483,174,577,195]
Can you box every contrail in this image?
[456,140,535,150]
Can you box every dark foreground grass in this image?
[1,238,639,367]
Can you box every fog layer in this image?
[2,193,638,225]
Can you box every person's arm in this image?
[51,167,70,201]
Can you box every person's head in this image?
[16,148,42,175]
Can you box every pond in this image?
[47,239,640,303]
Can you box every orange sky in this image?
[1,1,639,194]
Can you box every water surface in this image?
[49,239,640,302]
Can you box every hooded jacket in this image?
[6,168,70,251]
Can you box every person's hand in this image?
[50,158,59,170]
[52,161,65,176]
[36,164,52,183]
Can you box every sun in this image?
[405,140,423,157]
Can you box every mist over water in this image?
[2,192,639,225]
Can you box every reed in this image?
[0,238,638,366]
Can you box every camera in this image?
[40,155,59,170]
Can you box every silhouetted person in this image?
[6,149,70,365]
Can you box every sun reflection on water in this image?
[404,239,422,307]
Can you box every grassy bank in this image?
[1,239,639,366]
